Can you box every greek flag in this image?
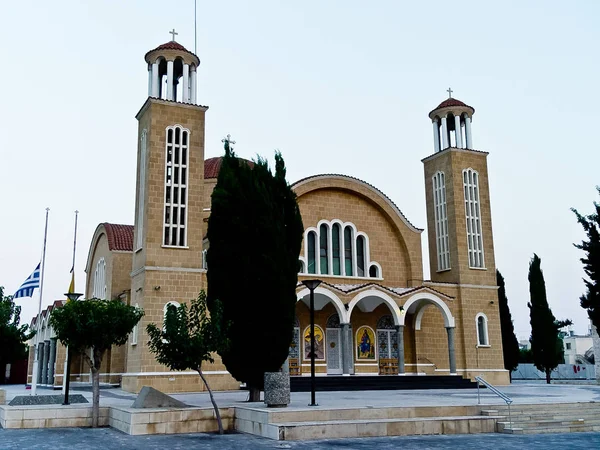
[14,263,41,298]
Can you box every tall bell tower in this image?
[422,92,497,287]
[125,33,208,391]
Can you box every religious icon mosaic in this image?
[304,325,325,360]
[356,326,376,360]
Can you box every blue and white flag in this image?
[14,263,41,298]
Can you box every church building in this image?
[28,36,508,392]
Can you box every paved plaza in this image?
[0,428,599,449]
[3,381,600,411]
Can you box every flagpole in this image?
[72,210,78,274]
[62,210,78,397]
[31,207,50,396]
[194,0,197,55]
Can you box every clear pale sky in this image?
[1,1,599,340]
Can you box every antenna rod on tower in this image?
[194,0,197,55]
[71,210,79,280]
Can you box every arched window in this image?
[298,259,305,274]
[476,313,489,346]
[356,235,366,277]
[202,249,208,270]
[136,129,148,251]
[326,313,340,328]
[164,301,180,319]
[369,264,379,278]
[433,171,450,271]
[131,303,139,345]
[319,224,329,274]
[463,168,485,268]
[344,226,353,276]
[93,258,106,299]
[307,231,317,274]
[332,224,341,275]
[163,125,190,247]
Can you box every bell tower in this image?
[125,33,208,391]
[422,92,496,286]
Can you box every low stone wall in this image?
[121,372,239,394]
[109,406,234,435]
[0,389,5,405]
[0,405,109,429]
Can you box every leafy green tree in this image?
[50,298,143,427]
[527,254,571,384]
[518,347,534,363]
[572,187,600,332]
[206,141,303,401]
[497,270,520,378]
[147,291,228,434]
[0,286,35,383]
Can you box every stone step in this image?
[238,405,485,425]
[497,418,586,431]
[509,412,600,422]
[502,423,600,435]
[489,402,600,413]
[272,415,501,440]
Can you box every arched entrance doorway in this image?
[295,286,348,376]
[347,289,402,376]
[402,292,457,375]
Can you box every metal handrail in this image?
[475,376,513,428]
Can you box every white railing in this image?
[476,376,513,428]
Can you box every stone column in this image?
[465,116,473,149]
[395,325,405,374]
[441,116,449,150]
[36,342,44,384]
[47,339,57,386]
[182,63,189,103]
[190,68,197,104]
[432,119,440,153]
[166,60,174,100]
[446,327,457,374]
[454,114,463,148]
[341,323,351,375]
[151,62,159,98]
[147,64,152,97]
[42,340,50,384]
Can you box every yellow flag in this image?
[66,271,75,300]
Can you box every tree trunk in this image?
[91,368,100,427]
[545,369,551,384]
[248,385,260,402]
[197,368,223,435]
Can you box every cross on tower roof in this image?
[447,87,453,98]
[169,28,178,42]
[222,134,236,152]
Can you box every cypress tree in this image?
[527,254,571,384]
[496,270,519,378]
[571,187,600,332]
[206,140,303,401]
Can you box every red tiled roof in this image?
[144,41,198,61]
[204,156,254,179]
[103,223,134,252]
[430,97,474,115]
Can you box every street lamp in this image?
[62,292,83,405]
[301,279,321,406]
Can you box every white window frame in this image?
[135,129,148,252]
[302,220,382,279]
[433,171,450,271]
[463,168,485,268]
[476,313,490,347]
[93,258,107,299]
[163,125,190,248]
